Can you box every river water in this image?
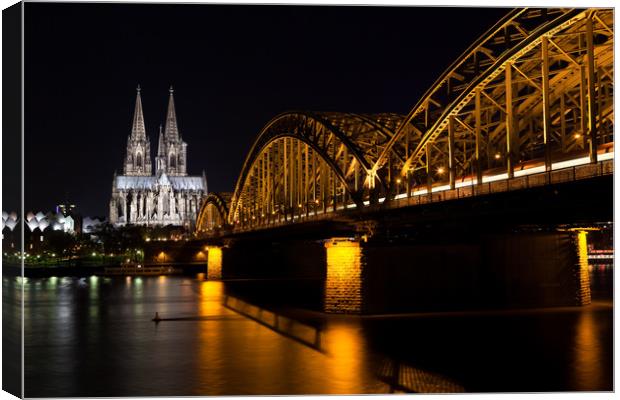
[13,265,613,396]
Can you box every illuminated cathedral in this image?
[109,86,207,228]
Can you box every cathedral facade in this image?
[109,87,207,228]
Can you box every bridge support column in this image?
[483,230,592,307]
[572,230,592,306]
[206,246,223,280]
[324,238,364,314]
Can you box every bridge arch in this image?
[229,111,407,227]
[195,192,232,234]
[215,7,613,233]
[370,8,613,199]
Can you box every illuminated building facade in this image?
[109,86,207,228]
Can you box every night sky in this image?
[24,3,509,217]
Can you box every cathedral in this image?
[109,86,207,228]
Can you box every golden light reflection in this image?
[325,238,362,313]
[572,311,603,390]
[206,246,223,280]
[199,280,224,317]
[194,280,227,393]
[325,323,367,393]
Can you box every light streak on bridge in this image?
[196,8,613,235]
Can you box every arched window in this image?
[136,153,142,167]
[169,153,176,168]
[178,155,183,167]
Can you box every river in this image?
[10,265,613,396]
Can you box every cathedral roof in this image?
[115,175,206,191]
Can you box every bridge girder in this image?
[371,8,613,198]
[198,7,613,234]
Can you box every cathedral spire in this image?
[131,85,147,139]
[157,124,165,156]
[164,85,179,139]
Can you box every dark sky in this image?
[24,2,509,216]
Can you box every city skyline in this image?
[23,3,507,216]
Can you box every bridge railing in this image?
[231,159,613,233]
[386,159,613,209]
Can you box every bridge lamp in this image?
[315,199,320,205]
[437,167,445,175]
[298,204,303,208]
[396,178,402,184]
[574,133,582,139]
[494,153,501,160]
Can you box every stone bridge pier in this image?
[201,229,592,314]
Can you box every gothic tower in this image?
[156,86,188,176]
[110,85,206,228]
[124,86,152,176]
[155,124,166,174]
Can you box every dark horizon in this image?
[23,3,509,216]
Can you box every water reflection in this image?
[375,357,464,393]
[324,322,369,393]
[224,295,325,353]
[19,273,612,396]
[572,310,605,390]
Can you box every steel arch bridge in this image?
[195,192,232,234]
[197,7,613,234]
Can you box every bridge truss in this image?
[197,8,614,233]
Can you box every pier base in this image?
[324,238,364,314]
[206,246,223,280]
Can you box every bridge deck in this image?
[228,157,613,235]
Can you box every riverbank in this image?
[2,263,206,277]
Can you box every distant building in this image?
[109,86,207,228]
[82,216,105,234]
[23,210,76,234]
[56,203,76,217]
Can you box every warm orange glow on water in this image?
[325,239,362,313]
[206,247,223,280]
[196,281,227,393]
[199,281,224,317]
[572,311,603,390]
[324,323,378,393]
